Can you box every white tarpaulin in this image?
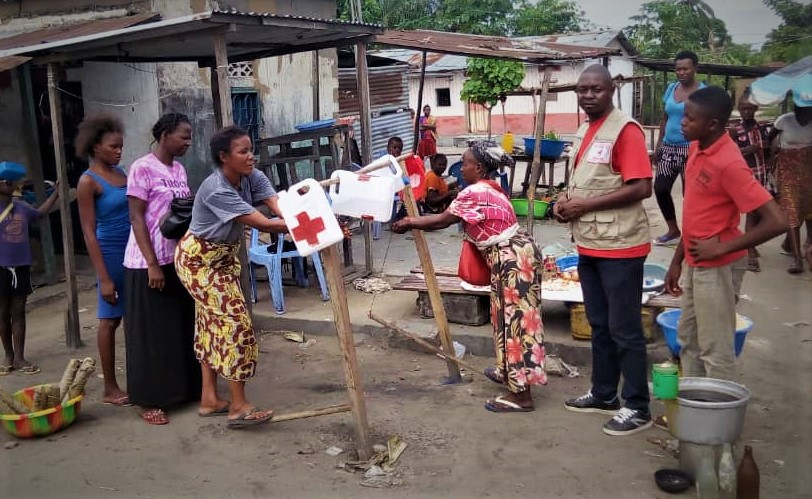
[749,56,812,106]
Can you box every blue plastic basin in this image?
[523,138,567,158]
[656,309,752,358]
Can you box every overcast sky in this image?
[575,0,785,48]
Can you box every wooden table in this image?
[510,154,570,197]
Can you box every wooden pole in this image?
[19,63,57,285]
[649,74,656,126]
[271,404,351,423]
[369,313,483,376]
[312,50,320,120]
[526,66,552,232]
[46,64,81,348]
[212,34,233,127]
[399,170,462,384]
[355,41,374,272]
[413,51,427,154]
[321,244,373,460]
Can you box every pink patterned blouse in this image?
[123,153,192,269]
[448,180,518,248]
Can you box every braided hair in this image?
[151,113,190,144]
[469,141,514,178]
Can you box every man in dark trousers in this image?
[554,65,653,435]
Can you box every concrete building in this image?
[372,31,639,141]
[0,0,340,189]
[0,0,345,256]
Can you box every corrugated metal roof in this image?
[375,29,620,64]
[0,55,30,73]
[0,10,384,63]
[635,58,778,78]
[338,65,409,114]
[0,12,160,51]
[348,111,415,158]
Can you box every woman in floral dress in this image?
[392,142,545,412]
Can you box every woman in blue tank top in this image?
[653,50,706,245]
[76,114,131,407]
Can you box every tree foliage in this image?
[460,58,525,136]
[512,0,587,36]
[762,0,812,62]
[337,0,587,36]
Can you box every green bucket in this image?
[510,198,549,219]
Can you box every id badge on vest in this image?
[586,141,613,164]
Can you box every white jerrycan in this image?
[276,178,344,256]
[329,170,398,222]
[366,154,406,192]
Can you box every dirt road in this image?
[1,259,811,498]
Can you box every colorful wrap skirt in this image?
[175,233,258,381]
[775,146,812,228]
[482,230,547,393]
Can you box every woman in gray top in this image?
[175,126,287,428]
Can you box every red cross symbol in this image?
[291,212,325,246]
[358,174,371,182]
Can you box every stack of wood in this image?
[0,357,96,415]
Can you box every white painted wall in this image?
[407,56,637,121]
[78,62,161,168]
[256,51,339,136]
[0,71,31,167]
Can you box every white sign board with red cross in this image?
[277,178,344,257]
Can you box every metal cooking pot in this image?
[665,377,751,445]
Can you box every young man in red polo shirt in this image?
[665,86,786,380]
[555,65,654,435]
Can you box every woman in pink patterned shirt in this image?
[392,143,546,413]
[123,114,201,425]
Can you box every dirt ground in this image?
[1,245,811,499]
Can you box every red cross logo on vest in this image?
[291,212,326,246]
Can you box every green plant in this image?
[544,131,560,140]
[460,58,525,139]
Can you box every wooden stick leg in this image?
[271,404,351,423]
[399,182,462,383]
[321,245,373,460]
[368,313,483,377]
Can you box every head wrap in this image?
[469,141,515,177]
[793,87,812,108]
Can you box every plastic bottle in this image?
[736,445,760,499]
[501,131,514,153]
[697,447,720,498]
[718,443,737,498]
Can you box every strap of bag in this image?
[0,202,15,224]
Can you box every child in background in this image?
[665,87,786,381]
[425,154,458,213]
[0,163,60,375]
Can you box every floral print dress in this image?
[449,181,546,393]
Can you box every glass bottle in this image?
[736,445,760,499]
[718,443,736,498]
[697,446,720,498]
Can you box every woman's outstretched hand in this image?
[391,218,413,234]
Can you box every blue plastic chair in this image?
[248,229,329,314]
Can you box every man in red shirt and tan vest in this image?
[554,65,654,436]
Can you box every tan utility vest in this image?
[568,109,651,250]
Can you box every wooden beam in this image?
[271,404,351,423]
[526,66,552,232]
[354,41,374,272]
[312,50,320,120]
[46,64,81,348]
[413,51,428,154]
[321,245,373,461]
[398,166,463,384]
[212,33,233,127]
[19,63,57,285]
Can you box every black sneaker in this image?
[564,392,621,415]
[602,408,653,436]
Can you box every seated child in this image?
[424,154,458,213]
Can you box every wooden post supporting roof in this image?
[413,51,428,154]
[19,63,57,285]
[354,41,374,272]
[525,66,552,232]
[46,63,81,348]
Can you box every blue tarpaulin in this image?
[749,56,812,107]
